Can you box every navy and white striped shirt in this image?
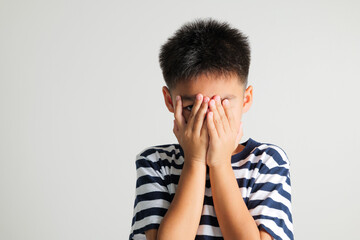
[129,138,293,240]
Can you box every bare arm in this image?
[157,161,206,239]
[145,167,273,240]
[156,94,209,240]
[145,162,206,240]
[209,164,272,240]
[206,96,273,240]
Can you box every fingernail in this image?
[210,99,215,106]
[176,95,180,101]
[196,94,202,100]
[204,97,209,103]
[223,99,229,106]
[215,95,221,102]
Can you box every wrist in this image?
[184,158,207,170]
[207,156,232,169]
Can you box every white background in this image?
[1,1,359,239]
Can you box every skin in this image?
[145,73,273,240]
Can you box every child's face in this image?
[162,73,253,129]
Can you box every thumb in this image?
[173,119,179,139]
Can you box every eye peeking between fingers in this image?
[184,105,193,112]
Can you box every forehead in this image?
[172,74,244,101]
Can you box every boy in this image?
[129,19,293,240]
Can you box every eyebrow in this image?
[181,94,236,102]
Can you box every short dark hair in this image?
[159,18,251,91]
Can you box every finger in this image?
[174,95,185,130]
[193,96,209,135]
[206,111,219,139]
[222,98,236,131]
[173,119,179,139]
[209,98,225,137]
[200,117,208,137]
[186,93,203,131]
[214,96,230,132]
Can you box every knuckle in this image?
[220,114,227,122]
[174,119,181,127]
[193,114,200,123]
[202,102,208,111]
[196,109,206,119]
[174,112,181,120]
[219,106,225,114]
[195,98,202,106]
[189,111,195,119]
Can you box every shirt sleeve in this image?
[129,149,171,240]
[248,145,294,240]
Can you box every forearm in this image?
[157,160,206,240]
[209,163,260,240]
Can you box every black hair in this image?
[159,18,251,91]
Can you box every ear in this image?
[242,85,253,113]
[162,86,175,113]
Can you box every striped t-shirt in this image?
[129,138,293,240]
